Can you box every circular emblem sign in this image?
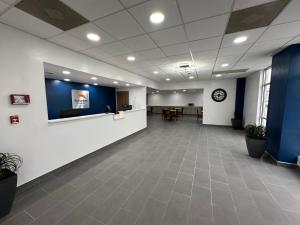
[212,89,227,102]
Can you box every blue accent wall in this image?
[45,79,116,120]
[234,78,246,119]
[266,44,300,163]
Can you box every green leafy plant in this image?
[245,125,266,139]
[0,153,22,179]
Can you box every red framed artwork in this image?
[10,94,30,105]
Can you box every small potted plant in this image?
[245,125,267,158]
[0,153,22,219]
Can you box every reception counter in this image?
[48,108,145,123]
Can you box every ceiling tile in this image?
[1,0,17,5]
[61,0,123,21]
[135,48,165,60]
[0,1,9,14]
[129,0,182,32]
[233,0,275,11]
[192,49,218,61]
[258,21,300,42]
[221,27,267,48]
[218,44,251,57]
[68,23,115,46]
[94,10,144,40]
[147,57,171,66]
[215,55,241,69]
[122,34,156,51]
[167,53,192,63]
[149,25,187,47]
[49,33,92,51]
[189,36,222,53]
[185,14,229,41]
[178,0,233,23]
[285,35,300,46]
[162,43,190,56]
[234,56,271,70]
[0,8,62,38]
[120,0,148,8]
[81,48,109,60]
[272,0,300,25]
[94,41,132,57]
[248,38,290,56]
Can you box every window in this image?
[260,67,272,126]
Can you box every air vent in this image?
[179,64,190,69]
[213,69,249,74]
[226,0,290,34]
[16,0,89,31]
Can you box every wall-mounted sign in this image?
[10,115,19,124]
[10,94,30,105]
[72,90,89,109]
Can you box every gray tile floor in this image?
[1,114,300,225]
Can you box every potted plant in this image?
[245,125,267,158]
[0,153,22,219]
[231,112,243,129]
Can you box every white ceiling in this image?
[1,0,300,83]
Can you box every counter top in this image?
[48,108,146,124]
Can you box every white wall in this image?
[244,71,262,125]
[129,87,147,109]
[160,79,236,126]
[0,23,150,185]
[148,91,203,106]
[117,86,147,110]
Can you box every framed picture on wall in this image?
[72,90,90,109]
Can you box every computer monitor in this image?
[60,109,80,118]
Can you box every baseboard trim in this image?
[264,151,298,167]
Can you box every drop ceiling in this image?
[1,0,300,83]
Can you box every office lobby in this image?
[1,0,300,225]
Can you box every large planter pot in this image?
[231,118,243,129]
[245,136,267,158]
[0,169,17,219]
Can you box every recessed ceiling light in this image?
[91,77,97,80]
[93,83,98,86]
[233,36,248,44]
[127,56,135,61]
[150,12,165,24]
[62,70,70,75]
[113,81,118,84]
[215,74,222,77]
[86,33,100,42]
[126,83,130,86]
[64,78,71,82]
[166,78,170,81]
[189,76,194,79]
[153,71,159,74]
[221,63,229,67]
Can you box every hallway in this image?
[1,115,300,225]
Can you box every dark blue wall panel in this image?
[45,79,116,120]
[235,78,246,119]
[266,44,300,163]
[266,49,290,159]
